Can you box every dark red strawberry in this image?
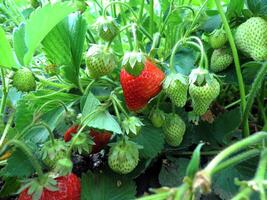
[64,126,111,153]
[18,173,81,200]
[89,129,112,153]
[64,125,79,142]
[120,59,165,111]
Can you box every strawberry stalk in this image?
[193,132,267,193]
[214,0,249,138]
[103,2,138,20]
[0,68,8,114]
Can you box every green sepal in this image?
[189,67,215,86]
[122,116,144,136]
[122,51,146,76]
[18,174,58,200]
[163,73,189,89]
[71,132,94,155]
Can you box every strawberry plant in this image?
[0,0,267,199]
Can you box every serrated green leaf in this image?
[13,23,27,66]
[0,148,35,178]
[0,26,17,69]
[212,165,253,200]
[42,13,86,85]
[81,170,136,200]
[23,2,76,65]
[132,121,164,159]
[159,157,190,187]
[82,93,122,134]
[0,177,20,197]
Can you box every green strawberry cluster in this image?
[108,140,140,174]
[235,17,267,61]
[162,113,186,147]
[210,48,233,72]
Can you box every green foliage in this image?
[0,27,17,69]
[23,2,76,65]
[82,92,122,134]
[81,170,136,200]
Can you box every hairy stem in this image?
[215,0,249,138]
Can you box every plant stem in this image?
[0,113,14,147]
[212,149,259,174]
[0,68,8,114]
[215,0,249,138]
[138,0,145,22]
[204,132,267,176]
[149,0,154,35]
[6,140,43,177]
[103,1,138,19]
[184,0,208,37]
[35,100,68,116]
[242,62,267,130]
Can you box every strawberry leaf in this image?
[13,23,27,66]
[23,2,76,65]
[0,147,36,178]
[82,93,122,134]
[0,26,17,69]
[43,13,87,85]
[132,121,164,159]
[81,170,136,200]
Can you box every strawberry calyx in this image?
[189,67,213,86]
[163,73,188,89]
[70,131,94,155]
[122,116,143,136]
[18,174,58,200]
[122,51,146,76]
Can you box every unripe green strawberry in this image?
[85,45,117,79]
[94,16,119,42]
[13,68,36,92]
[163,73,189,107]
[235,17,267,61]
[209,29,228,49]
[210,48,233,72]
[108,140,139,174]
[189,76,220,115]
[162,113,186,147]
[41,140,68,169]
[150,109,165,128]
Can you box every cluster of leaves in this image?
[0,0,266,199]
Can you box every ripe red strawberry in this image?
[64,125,79,142]
[120,59,165,111]
[64,126,111,153]
[89,129,112,153]
[18,173,81,200]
